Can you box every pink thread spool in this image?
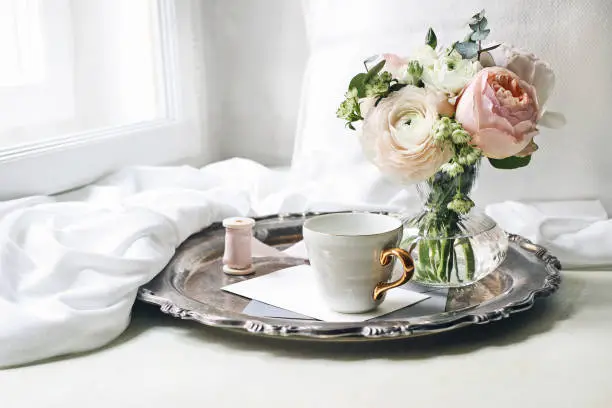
[222,217,256,275]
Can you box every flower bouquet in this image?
[337,10,564,286]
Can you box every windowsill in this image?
[2,270,609,407]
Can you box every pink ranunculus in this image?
[360,86,453,184]
[455,67,540,159]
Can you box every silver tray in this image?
[138,212,562,340]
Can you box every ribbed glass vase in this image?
[401,162,508,287]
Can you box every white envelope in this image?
[222,264,430,323]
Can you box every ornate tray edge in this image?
[137,218,562,340]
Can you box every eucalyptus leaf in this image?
[470,9,485,24]
[471,17,488,30]
[426,27,437,49]
[364,60,386,82]
[478,16,488,30]
[470,28,491,41]
[348,73,367,97]
[481,43,502,53]
[488,155,532,170]
[455,41,479,59]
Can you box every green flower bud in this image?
[336,100,352,120]
[380,71,393,82]
[346,88,358,99]
[336,88,361,123]
[447,195,474,214]
[434,131,446,144]
[451,129,471,144]
[363,72,393,97]
[440,162,464,177]
[364,82,384,97]
[406,60,423,84]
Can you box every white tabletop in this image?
[2,270,611,408]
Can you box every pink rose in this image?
[455,67,540,159]
[482,44,554,115]
[484,43,565,129]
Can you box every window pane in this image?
[0,0,44,86]
[0,0,165,149]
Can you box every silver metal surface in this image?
[138,212,561,340]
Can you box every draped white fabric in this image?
[0,158,610,368]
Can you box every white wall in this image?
[200,0,612,210]
[200,0,307,166]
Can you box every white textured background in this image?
[200,0,307,165]
[200,0,612,210]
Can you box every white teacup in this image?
[303,213,415,313]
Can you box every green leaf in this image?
[348,73,367,97]
[364,60,386,82]
[478,16,488,30]
[470,28,490,41]
[469,9,485,25]
[363,55,380,70]
[388,83,407,93]
[425,27,437,49]
[469,16,488,32]
[481,43,501,53]
[455,41,479,59]
[488,155,532,169]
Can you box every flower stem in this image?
[446,239,455,282]
[454,252,461,283]
[412,161,481,284]
[461,239,476,280]
[437,239,451,280]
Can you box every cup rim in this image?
[303,212,402,238]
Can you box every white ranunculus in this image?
[421,50,481,96]
[412,45,438,68]
[358,96,377,119]
[359,86,453,184]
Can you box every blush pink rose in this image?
[455,67,540,159]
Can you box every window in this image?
[0,0,205,199]
[0,0,73,141]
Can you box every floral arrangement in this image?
[336,10,563,285]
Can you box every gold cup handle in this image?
[372,247,415,301]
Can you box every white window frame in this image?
[0,0,208,199]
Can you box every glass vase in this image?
[401,161,508,287]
